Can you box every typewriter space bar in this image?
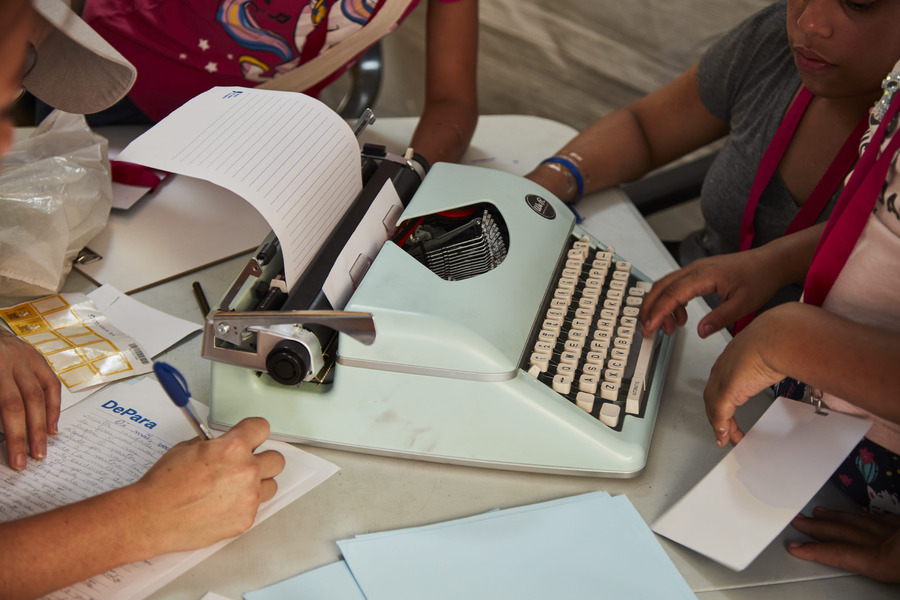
[625,328,658,415]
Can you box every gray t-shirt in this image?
[689,0,839,306]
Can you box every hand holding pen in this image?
[143,361,285,552]
[153,361,213,440]
[133,414,285,552]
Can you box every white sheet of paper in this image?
[110,172,169,210]
[111,181,150,210]
[116,87,363,289]
[652,397,872,572]
[323,180,403,310]
[88,284,200,358]
[0,378,339,600]
[76,173,270,293]
[53,285,201,411]
[108,144,169,211]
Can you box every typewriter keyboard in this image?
[527,235,659,430]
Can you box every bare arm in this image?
[640,224,824,338]
[704,302,900,446]
[408,0,479,166]
[526,63,730,203]
[0,417,284,599]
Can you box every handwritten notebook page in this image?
[0,378,338,600]
[116,87,363,288]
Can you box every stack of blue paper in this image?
[245,491,695,599]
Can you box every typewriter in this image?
[204,151,675,478]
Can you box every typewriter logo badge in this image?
[525,194,556,220]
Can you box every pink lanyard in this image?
[732,86,868,333]
[738,86,868,252]
[804,91,900,307]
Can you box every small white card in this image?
[323,180,403,310]
[652,397,872,571]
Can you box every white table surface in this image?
[27,115,899,599]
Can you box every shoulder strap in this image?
[258,0,417,94]
[782,115,868,237]
[738,87,812,252]
[732,89,871,333]
[804,93,900,306]
[737,87,867,251]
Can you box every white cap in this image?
[24,0,136,114]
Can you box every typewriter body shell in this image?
[206,162,674,477]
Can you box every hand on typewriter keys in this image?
[638,226,826,446]
[639,228,818,339]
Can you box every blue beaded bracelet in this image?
[539,156,585,203]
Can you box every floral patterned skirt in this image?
[774,377,900,514]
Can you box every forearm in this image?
[410,0,478,166]
[527,108,657,202]
[759,303,900,424]
[751,222,824,289]
[409,97,477,165]
[0,418,282,598]
[0,485,156,599]
[641,223,825,337]
[527,63,730,203]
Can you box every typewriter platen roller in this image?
[205,162,674,478]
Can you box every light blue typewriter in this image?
[204,159,674,477]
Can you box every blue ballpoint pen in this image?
[153,361,213,440]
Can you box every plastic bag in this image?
[0,111,112,297]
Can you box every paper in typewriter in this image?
[117,87,363,287]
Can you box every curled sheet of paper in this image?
[117,87,363,289]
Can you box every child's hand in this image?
[789,507,900,583]
[702,308,786,446]
[640,250,784,339]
